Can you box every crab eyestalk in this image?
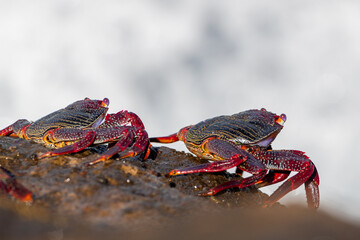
[101,98,110,107]
[275,114,286,126]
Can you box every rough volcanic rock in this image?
[0,137,270,227]
[0,136,359,240]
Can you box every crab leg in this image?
[305,171,320,209]
[88,128,134,165]
[201,155,267,196]
[0,125,14,136]
[38,129,96,158]
[88,128,150,165]
[0,119,31,137]
[203,139,269,194]
[39,126,135,159]
[166,158,245,177]
[115,128,150,160]
[0,167,33,203]
[167,139,249,176]
[254,150,320,208]
[255,170,291,188]
[150,133,179,143]
[150,126,193,143]
[166,139,268,194]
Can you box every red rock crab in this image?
[0,98,152,202]
[151,109,320,208]
[0,98,151,165]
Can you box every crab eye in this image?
[101,98,110,107]
[84,97,90,100]
[280,113,287,122]
[261,108,266,111]
[275,113,286,126]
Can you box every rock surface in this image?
[0,136,359,240]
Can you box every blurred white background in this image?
[0,0,359,223]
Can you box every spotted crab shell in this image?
[25,99,108,139]
[184,109,283,148]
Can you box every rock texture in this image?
[0,136,359,240]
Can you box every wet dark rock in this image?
[0,136,359,239]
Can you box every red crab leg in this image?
[88,128,150,165]
[254,150,320,208]
[38,129,96,158]
[0,167,33,203]
[305,171,320,209]
[255,170,291,188]
[150,126,193,143]
[100,111,145,129]
[150,133,179,143]
[166,157,244,177]
[88,128,134,165]
[167,139,249,176]
[201,155,267,196]
[0,119,31,137]
[115,128,150,160]
[0,125,14,136]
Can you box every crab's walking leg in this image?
[88,128,134,165]
[38,129,96,158]
[0,167,33,203]
[255,170,291,188]
[0,125,14,136]
[305,168,320,208]
[0,119,31,137]
[150,133,179,143]
[88,128,150,165]
[201,154,267,196]
[166,139,249,176]
[150,126,193,143]
[115,128,151,160]
[254,150,320,209]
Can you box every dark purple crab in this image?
[151,108,320,208]
[0,98,151,201]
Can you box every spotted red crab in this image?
[0,97,151,165]
[0,97,151,202]
[151,109,320,208]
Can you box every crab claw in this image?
[0,167,33,203]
